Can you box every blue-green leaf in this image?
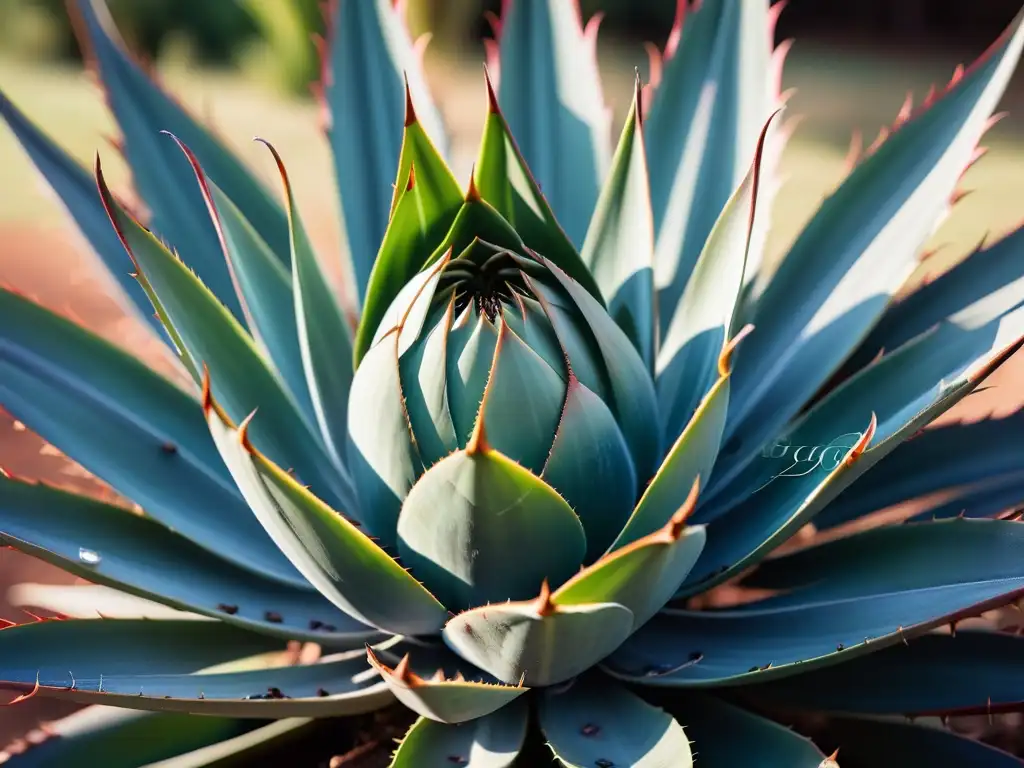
[813,717,1024,767]
[396,433,585,610]
[390,701,528,767]
[539,677,692,768]
[446,308,500,448]
[443,586,633,687]
[170,135,316,425]
[0,621,391,717]
[0,286,303,587]
[581,77,655,369]
[749,631,1024,717]
[0,706,260,768]
[257,140,354,469]
[0,474,376,643]
[96,162,355,513]
[0,90,165,341]
[367,648,527,725]
[647,0,778,336]
[667,694,826,768]
[205,390,447,637]
[493,0,611,245]
[72,0,289,321]
[324,0,447,306]
[721,11,1024,485]
[608,519,1024,686]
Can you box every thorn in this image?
[4,674,39,706]
[483,67,500,113]
[718,324,755,376]
[392,654,413,683]
[406,164,416,192]
[532,579,555,617]
[842,414,876,468]
[664,477,701,540]
[403,73,417,127]
[465,167,481,202]
[465,404,490,455]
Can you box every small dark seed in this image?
[688,651,703,662]
[309,620,324,630]
[580,723,600,737]
[161,442,178,454]
[267,687,287,699]
[217,603,239,615]
[317,688,330,697]
[447,756,468,765]
[596,760,615,768]
[749,666,759,672]
[264,611,283,623]
[836,643,845,651]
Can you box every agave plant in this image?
[4,0,1024,765]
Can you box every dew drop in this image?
[78,548,101,566]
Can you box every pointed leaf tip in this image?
[200,362,213,413]
[236,409,258,454]
[466,167,481,202]
[718,324,755,376]
[406,163,417,192]
[484,67,500,114]
[664,476,700,540]
[843,414,877,468]
[404,73,417,127]
[533,579,554,616]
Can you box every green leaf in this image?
[367,648,528,725]
[474,73,606,303]
[666,694,827,767]
[614,373,729,547]
[170,135,316,426]
[554,482,705,630]
[749,631,1024,717]
[655,112,775,445]
[813,717,1024,767]
[528,259,661,481]
[72,0,288,322]
[0,706,261,768]
[493,0,611,245]
[324,0,447,306]
[541,376,637,562]
[688,301,1024,596]
[443,588,634,687]
[647,0,779,337]
[0,286,303,587]
[0,621,391,717]
[539,677,692,768]
[580,77,655,369]
[96,161,355,514]
[0,90,166,341]
[607,519,1024,686]
[396,436,585,610]
[0,474,376,643]
[258,140,355,469]
[390,704,528,767]
[205,390,447,637]
[723,10,1024,484]
[353,99,463,366]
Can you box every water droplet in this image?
[78,548,101,566]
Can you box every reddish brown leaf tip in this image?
[200,364,214,414]
[237,410,258,453]
[465,411,490,455]
[466,167,481,202]
[718,324,755,377]
[253,137,293,203]
[392,653,413,683]
[843,414,876,468]
[403,74,417,127]
[483,67,500,114]
[406,163,417,193]
[665,477,701,540]
[532,579,555,616]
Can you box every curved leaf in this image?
[0,706,260,768]
[143,718,315,768]
[581,78,655,368]
[723,11,1024,483]
[607,519,1024,686]
[390,704,527,768]
[205,388,447,637]
[667,694,826,768]
[0,475,376,643]
[539,677,692,768]
[0,89,164,340]
[749,631,1024,717]
[0,287,303,587]
[324,0,447,305]
[8,583,203,621]
[446,306,499,447]
[655,111,774,445]
[813,717,1024,768]
[258,141,354,469]
[443,586,634,687]
[367,648,527,725]
[555,480,705,630]
[647,0,778,335]
[0,621,391,717]
[96,163,355,513]
[396,437,585,610]
[493,0,611,245]
[73,0,288,320]
[541,375,637,562]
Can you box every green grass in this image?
[3,37,1024,283]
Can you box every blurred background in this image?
[2,0,1024,752]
